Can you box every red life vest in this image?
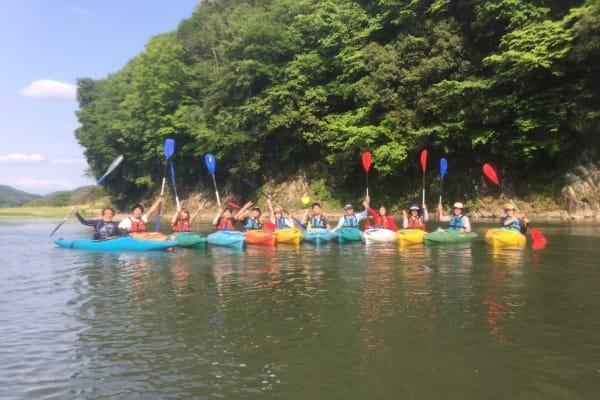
[406,216,425,230]
[216,218,234,231]
[128,217,147,233]
[377,216,392,229]
[172,219,191,232]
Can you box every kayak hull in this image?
[245,230,275,246]
[336,228,363,244]
[424,229,478,244]
[274,228,303,245]
[207,231,246,248]
[485,228,526,248]
[54,236,177,251]
[396,229,426,246]
[303,228,335,244]
[363,228,397,244]
[173,232,207,248]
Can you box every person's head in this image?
[222,207,233,219]
[343,204,354,216]
[378,206,388,216]
[179,208,190,220]
[504,203,516,216]
[250,207,261,219]
[274,207,283,219]
[311,202,322,215]
[101,207,115,222]
[409,204,420,217]
[453,202,464,216]
[131,204,144,218]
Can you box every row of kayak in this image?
[54,228,528,251]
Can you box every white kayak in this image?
[363,228,397,244]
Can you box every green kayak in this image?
[424,229,478,244]
[335,227,363,244]
[173,232,207,248]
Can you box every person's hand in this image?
[422,203,427,210]
[402,209,407,217]
[244,201,253,208]
[157,196,163,203]
[71,207,77,213]
[362,200,369,208]
[437,203,443,212]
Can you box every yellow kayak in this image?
[396,229,426,246]
[485,228,526,248]
[274,228,303,245]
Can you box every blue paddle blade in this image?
[204,153,216,175]
[164,138,175,160]
[440,158,448,179]
[169,162,176,182]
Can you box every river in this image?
[0,218,598,399]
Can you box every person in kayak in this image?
[438,202,471,232]
[235,201,263,231]
[302,202,331,230]
[500,203,529,234]
[73,207,120,240]
[267,197,294,229]
[332,196,370,231]
[402,204,428,230]
[212,206,235,230]
[171,202,204,233]
[367,205,399,231]
[118,196,162,234]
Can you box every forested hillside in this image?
[75,0,599,208]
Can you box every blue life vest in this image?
[244,218,261,230]
[448,215,465,230]
[276,217,290,229]
[500,216,522,232]
[310,216,326,229]
[342,215,358,228]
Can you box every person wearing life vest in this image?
[267,197,294,229]
[118,196,163,234]
[500,203,529,234]
[171,201,204,233]
[332,196,370,231]
[235,201,263,231]
[212,206,235,231]
[302,202,331,230]
[367,205,399,231]
[438,201,471,232]
[402,204,428,230]
[73,206,120,240]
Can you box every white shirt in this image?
[118,215,148,231]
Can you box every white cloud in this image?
[0,153,45,163]
[19,79,77,100]
[19,179,74,191]
[51,157,87,166]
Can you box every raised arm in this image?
[235,201,253,221]
[422,204,429,222]
[212,207,223,226]
[402,209,408,229]
[189,202,204,224]
[145,196,163,219]
[74,209,97,227]
[437,204,450,222]
[267,198,275,223]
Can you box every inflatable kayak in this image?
[274,228,303,245]
[336,227,363,244]
[173,232,207,248]
[54,236,177,251]
[424,229,478,244]
[363,228,397,244]
[303,228,335,244]
[245,230,275,246]
[207,230,245,248]
[485,228,526,248]
[396,229,426,246]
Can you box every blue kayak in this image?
[54,236,177,251]
[207,230,245,248]
[336,227,363,244]
[303,228,336,244]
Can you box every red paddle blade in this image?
[420,149,428,172]
[362,152,372,172]
[530,228,547,244]
[483,163,499,185]
[531,240,547,251]
[228,201,241,210]
[263,220,277,231]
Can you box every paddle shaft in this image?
[422,171,426,205]
[156,163,169,231]
[211,174,221,207]
[50,208,76,237]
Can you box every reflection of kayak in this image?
[303,228,335,244]
[245,230,275,246]
[424,229,478,244]
[173,232,207,248]
[363,228,397,244]
[54,236,177,251]
[485,228,526,248]
[207,231,245,248]
[336,228,363,243]
[396,229,426,246]
[274,228,303,245]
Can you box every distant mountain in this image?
[0,185,42,207]
[26,185,99,206]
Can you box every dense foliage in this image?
[76,0,599,206]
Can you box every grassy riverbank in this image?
[0,205,100,218]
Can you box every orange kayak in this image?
[245,230,275,246]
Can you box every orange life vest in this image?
[172,219,191,233]
[128,217,147,233]
[406,216,425,230]
[216,218,235,231]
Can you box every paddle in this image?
[169,162,181,211]
[50,154,124,237]
[205,153,221,207]
[420,149,428,205]
[439,157,448,207]
[362,152,372,197]
[156,139,175,232]
[482,163,547,247]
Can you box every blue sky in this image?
[0,0,197,194]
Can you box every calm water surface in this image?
[0,218,599,399]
